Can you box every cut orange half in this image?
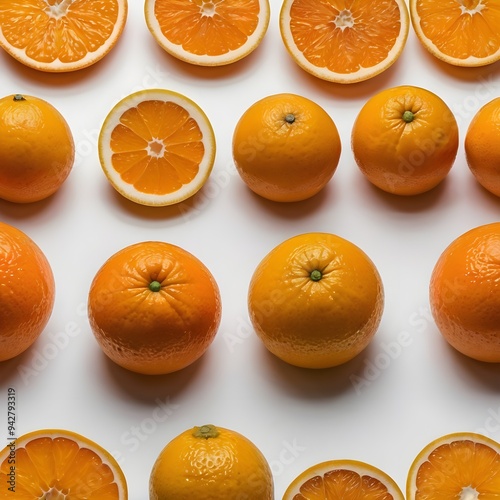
[0,0,128,72]
[283,459,405,499]
[98,89,216,207]
[407,432,500,499]
[410,0,500,67]
[279,0,410,84]
[144,0,270,66]
[0,428,127,498]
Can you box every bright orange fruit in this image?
[351,85,459,196]
[149,424,273,499]
[429,222,500,362]
[465,97,500,197]
[406,432,500,499]
[279,0,409,83]
[232,93,341,202]
[248,232,384,369]
[0,428,128,498]
[0,0,128,72]
[283,459,405,500]
[0,94,75,203]
[88,241,222,375]
[98,89,216,207]
[144,0,270,66]
[0,222,55,362]
[410,0,500,67]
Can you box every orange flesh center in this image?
[416,0,500,59]
[288,0,402,74]
[0,437,120,498]
[154,0,261,56]
[294,469,394,499]
[414,440,500,498]
[110,100,205,195]
[0,0,119,63]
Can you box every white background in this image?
[2,1,500,498]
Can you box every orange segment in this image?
[0,429,127,498]
[283,460,405,500]
[410,0,500,66]
[279,0,409,83]
[144,0,270,66]
[407,432,500,499]
[0,0,128,72]
[98,89,216,207]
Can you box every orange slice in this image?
[410,0,500,67]
[279,0,410,84]
[283,459,405,499]
[0,428,127,498]
[0,0,128,72]
[144,0,270,66]
[407,432,500,499]
[98,89,216,207]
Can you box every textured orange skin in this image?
[351,85,459,195]
[0,222,55,362]
[88,241,222,375]
[430,222,500,362]
[149,425,274,500]
[248,232,384,369]
[0,94,75,203]
[0,428,128,498]
[232,93,341,202]
[465,97,500,197]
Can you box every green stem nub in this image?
[193,424,219,439]
[149,280,161,292]
[310,269,322,282]
[285,113,296,124]
[402,110,415,123]
[13,94,26,101]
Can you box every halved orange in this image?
[279,0,410,84]
[98,89,216,207]
[0,428,127,498]
[407,432,500,499]
[0,0,128,72]
[410,0,500,67]
[283,459,405,499]
[144,0,270,66]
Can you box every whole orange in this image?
[430,222,500,362]
[0,222,55,362]
[248,232,384,369]
[465,97,500,197]
[87,241,222,375]
[149,424,274,499]
[351,85,459,195]
[0,93,75,203]
[232,93,341,202]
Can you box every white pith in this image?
[144,0,270,65]
[279,0,410,83]
[98,89,216,206]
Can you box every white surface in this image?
[2,1,500,498]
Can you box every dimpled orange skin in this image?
[0,94,75,203]
[465,97,500,197]
[88,241,222,375]
[149,424,274,500]
[430,222,500,362]
[232,93,341,202]
[0,222,55,362]
[351,85,459,195]
[248,232,384,369]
